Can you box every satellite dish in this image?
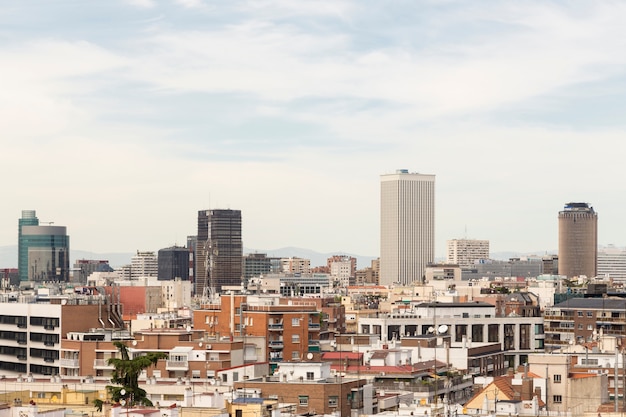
[306,353,313,360]
[120,399,126,406]
[428,327,435,334]
[438,325,448,334]
[132,340,138,346]
[186,325,192,332]
[199,342,203,347]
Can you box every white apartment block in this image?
[380,170,435,286]
[0,299,63,376]
[131,251,158,278]
[446,239,490,267]
[330,260,353,288]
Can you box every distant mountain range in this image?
[0,245,376,269]
[0,245,551,270]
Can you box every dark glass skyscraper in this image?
[158,246,190,281]
[18,210,70,282]
[196,209,243,296]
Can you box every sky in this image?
[2,0,626,261]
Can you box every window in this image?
[328,396,339,407]
[553,395,562,403]
[553,374,561,383]
[299,396,309,406]
[455,325,467,342]
[221,373,228,383]
[577,311,583,317]
[233,372,239,382]
[587,324,593,330]
[292,334,300,343]
[292,318,301,327]
[292,351,300,360]
[488,324,499,343]
[587,312,593,318]
[578,324,583,330]
[306,372,314,381]
[472,324,484,342]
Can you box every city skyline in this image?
[3,2,626,259]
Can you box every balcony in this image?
[60,358,79,368]
[269,340,284,349]
[166,360,189,371]
[268,324,284,331]
[94,359,115,370]
[308,323,321,330]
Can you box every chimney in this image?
[521,378,533,401]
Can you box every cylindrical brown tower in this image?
[558,202,598,278]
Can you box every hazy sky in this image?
[2,1,626,260]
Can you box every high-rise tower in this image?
[558,202,598,278]
[196,209,243,296]
[158,246,190,281]
[380,169,435,286]
[18,210,70,282]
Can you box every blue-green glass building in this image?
[18,210,70,282]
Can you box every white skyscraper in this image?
[380,169,435,286]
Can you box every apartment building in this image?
[528,353,609,414]
[0,295,121,376]
[193,294,322,364]
[544,297,626,350]
[233,362,372,417]
[60,327,258,380]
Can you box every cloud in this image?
[125,0,156,8]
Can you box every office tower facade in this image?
[243,253,280,283]
[558,202,598,278]
[597,245,626,282]
[380,169,435,286]
[157,246,190,281]
[196,209,243,296]
[18,210,70,282]
[446,239,490,268]
[73,259,113,284]
[186,235,197,286]
[130,251,158,278]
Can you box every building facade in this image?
[243,253,280,284]
[597,245,626,282]
[358,301,545,369]
[558,202,598,278]
[18,210,70,282]
[157,246,190,281]
[446,239,489,268]
[544,297,626,350]
[380,170,435,286]
[130,251,158,278]
[328,255,357,288]
[193,294,322,364]
[196,209,243,296]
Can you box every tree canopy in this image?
[94,341,167,411]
